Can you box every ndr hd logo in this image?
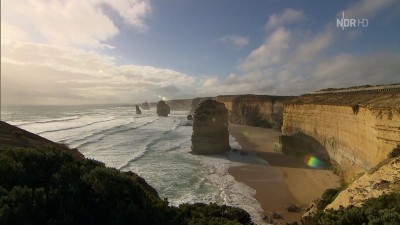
[337,11,368,30]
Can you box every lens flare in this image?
[304,155,326,168]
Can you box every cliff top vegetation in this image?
[287,91,400,108]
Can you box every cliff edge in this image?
[281,88,400,182]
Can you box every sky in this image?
[1,0,400,105]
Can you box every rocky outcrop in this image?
[190,95,292,130]
[0,121,83,159]
[327,155,400,210]
[281,89,400,182]
[156,101,170,117]
[135,105,142,114]
[141,101,150,110]
[191,99,230,154]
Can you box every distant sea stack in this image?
[135,105,142,114]
[156,100,170,117]
[141,101,150,110]
[191,99,230,154]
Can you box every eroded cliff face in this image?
[166,99,192,111]
[190,95,292,130]
[230,95,290,129]
[281,91,400,182]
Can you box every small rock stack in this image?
[156,100,170,117]
[135,105,142,114]
[191,99,230,154]
[141,101,150,110]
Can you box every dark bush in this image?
[251,117,272,128]
[0,146,253,225]
[13,131,23,138]
[318,188,341,209]
[351,105,360,115]
[388,145,400,158]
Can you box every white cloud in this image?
[1,21,32,42]
[1,0,398,105]
[1,0,151,48]
[219,35,249,49]
[196,52,400,97]
[343,0,395,18]
[102,0,151,31]
[1,40,194,105]
[312,53,400,86]
[266,9,305,30]
[198,0,399,97]
[239,27,290,71]
[290,27,334,64]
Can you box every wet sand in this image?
[228,124,340,223]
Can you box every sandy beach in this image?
[228,124,340,223]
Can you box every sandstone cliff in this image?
[281,90,400,182]
[191,99,230,154]
[229,95,291,129]
[190,95,292,130]
[327,155,400,210]
[166,99,192,111]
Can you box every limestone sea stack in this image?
[156,100,170,117]
[191,99,230,154]
[135,105,142,114]
[141,101,150,110]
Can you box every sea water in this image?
[1,105,266,224]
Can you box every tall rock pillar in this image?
[157,101,170,117]
[191,99,230,154]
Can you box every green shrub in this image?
[0,146,254,225]
[317,188,341,210]
[388,145,400,158]
[301,192,400,225]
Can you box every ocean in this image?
[1,104,266,224]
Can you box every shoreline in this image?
[228,124,340,224]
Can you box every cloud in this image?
[1,40,194,105]
[219,35,249,49]
[343,0,396,18]
[1,0,398,105]
[0,21,32,42]
[102,0,151,31]
[289,27,334,64]
[266,9,305,30]
[312,53,400,87]
[1,0,151,48]
[239,27,290,71]
[197,52,400,97]
[198,0,399,97]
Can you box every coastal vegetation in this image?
[388,145,400,158]
[292,192,400,225]
[0,146,253,225]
